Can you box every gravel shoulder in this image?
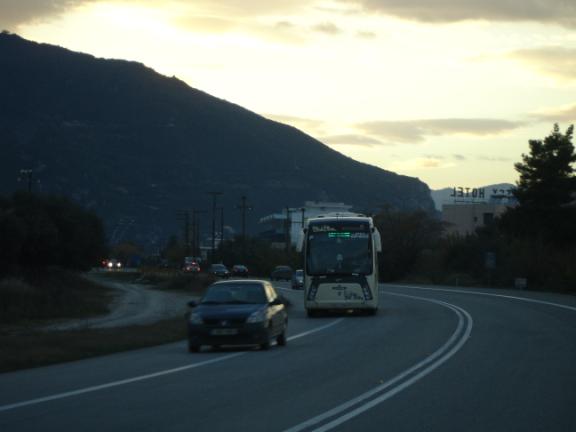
[45,277,195,331]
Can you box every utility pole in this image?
[18,169,34,193]
[184,211,190,255]
[236,195,252,262]
[217,206,225,262]
[191,209,207,259]
[285,207,292,252]
[208,191,222,263]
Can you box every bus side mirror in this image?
[373,229,382,253]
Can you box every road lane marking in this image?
[283,293,473,432]
[0,319,343,413]
[388,284,576,313]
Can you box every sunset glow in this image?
[5,0,576,188]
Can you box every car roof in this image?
[211,279,267,286]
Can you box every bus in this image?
[298,213,382,316]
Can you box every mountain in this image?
[431,183,515,210]
[0,32,434,248]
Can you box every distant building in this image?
[442,203,509,236]
[259,201,353,248]
[440,186,518,236]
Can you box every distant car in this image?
[291,269,304,289]
[102,259,122,270]
[208,263,230,278]
[183,262,201,273]
[270,265,293,281]
[186,280,288,352]
[231,264,249,277]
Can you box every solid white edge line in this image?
[0,319,343,413]
[283,293,473,432]
[388,284,576,313]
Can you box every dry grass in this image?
[0,318,186,373]
[0,269,112,324]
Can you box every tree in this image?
[373,208,444,281]
[0,192,107,273]
[501,124,576,246]
[514,123,576,208]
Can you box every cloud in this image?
[356,118,523,144]
[0,0,309,29]
[390,157,455,171]
[477,155,513,162]
[345,0,576,27]
[173,15,238,33]
[356,30,377,39]
[530,104,576,123]
[506,47,576,82]
[321,134,384,147]
[312,21,343,35]
[265,114,326,133]
[0,0,95,29]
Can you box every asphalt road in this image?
[1,282,576,432]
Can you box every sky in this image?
[2,0,576,190]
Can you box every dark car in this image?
[270,265,293,281]
[208,263,230,278]
[186,280,288,352]
[291,269,304,289]
[231,264,249,277]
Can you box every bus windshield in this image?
[306,222,373,276]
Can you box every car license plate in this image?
[211,329,238,336]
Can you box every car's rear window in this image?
[202,283,267,304]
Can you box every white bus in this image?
[298,214,382,316]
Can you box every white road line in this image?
[0,319,343,413]
[283,293,473,432]
[388,284,576,313]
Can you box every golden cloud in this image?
[357,118,523,144]
[507,47,576,82]
[345,0,576,27]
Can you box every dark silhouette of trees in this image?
[373,208,444,281]
[514,124,576,208]
[0,192,107,273]
[500,124,576,246]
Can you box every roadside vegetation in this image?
[376,124,576,293]
[0,318,185,373]
[0,192,111,325]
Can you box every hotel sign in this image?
[450,187,486,200]
[450,187,514,202]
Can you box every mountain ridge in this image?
[0,32,434,248]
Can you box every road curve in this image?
[1,282,575,432]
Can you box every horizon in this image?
[2,1,575,189]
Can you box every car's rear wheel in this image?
[307,309,318,318]
[188,340,200,353]
[277,331,287,346]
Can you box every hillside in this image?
[0,32,434,247]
